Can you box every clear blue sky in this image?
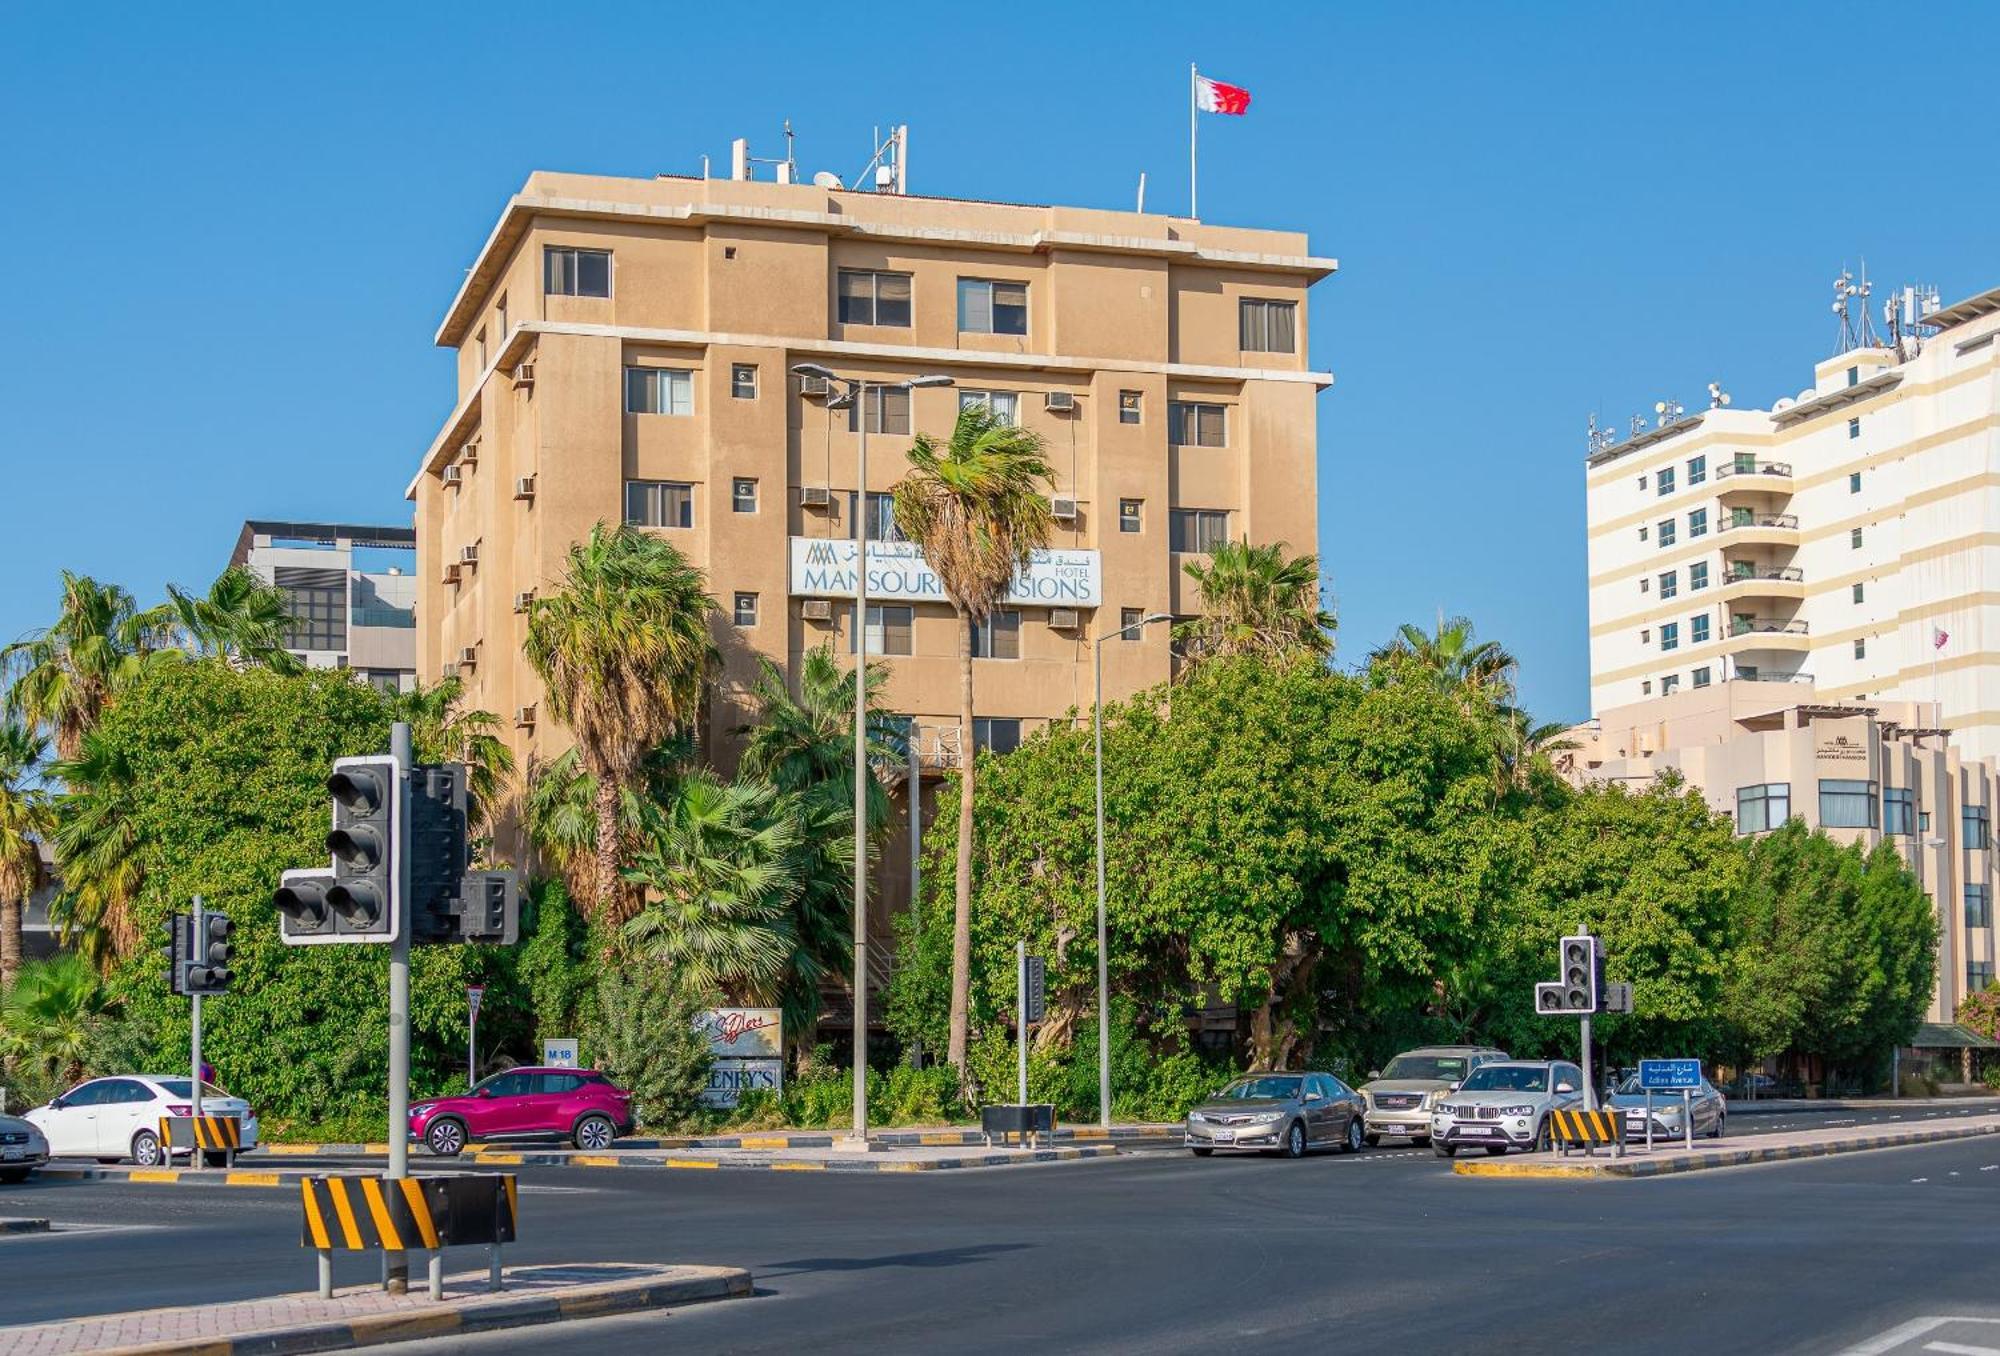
[4,2,1996,722]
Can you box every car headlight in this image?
[1249,1111,1285,1124]
[1499,1105,1536,1117]
[1187,1112,1206,1124]
[411,1103,436,1117]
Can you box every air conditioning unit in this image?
[1050,609,1081,630]
[440,562,461,584]
[513,475,536,501]
[801,374,831,397]
[1051,496,1079,522]
[514,704,536,729]
[460,542,480,565]
[1045,390,1077,413]
[512,363,535,387]
[440,465,464,486]
[457,646,479,667]
[439,662,457,681]
[801,486,833,509]
[513,590,536,614]
[460,441,479,466]
[802,599,834,621]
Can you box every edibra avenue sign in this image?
[789,537,1102,608]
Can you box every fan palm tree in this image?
[736,646,901,820]
[164,566,303,672]
[620,775,803,997]
[1174,539,1335,667]
[0,952,119,1087]
[0,721,53,989]
[892,403,1055,1073]
[524,741,689,905]
[524,524,717,923]
[48,732,145,966]
[1372,613,1519,712]
[389,678,517,835]
[3,573,177,761]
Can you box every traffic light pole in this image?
[385,721,412,1293]
[190,895,205,1126]
[1580,1012,1593,1113]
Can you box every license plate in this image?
[2,1148,22,1161]
[1213,1130,1235,1143]
[1385,1124,1413,1134]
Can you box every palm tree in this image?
[3,573,176,761]
[620,775,803,997]
[48,732,144,966]
[390,678,517,836]
[736,646,901,822]
[1372,614,1519,711]
[0,721,53,990]
[524,524,716,922]
[892,403,1055,1073]
[165,566,303,672]
[524,741,688,906]
[1496,707,1581,792]
[1174,539,1335,667]
[0,952,119,1088]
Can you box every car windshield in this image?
[1216,1076,1302,1100]
[155,1080,229,1100]
[1381,1055,1470,1081]
[1461,1066,1549,1093]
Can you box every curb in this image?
[0,1216,51,1234]
[13,1264,751,1356]
[1453,1120,2000,1179]
[260,1126,1182,1155]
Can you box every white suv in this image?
[1428,1060,1584,1158]
[27,1076,258,1166]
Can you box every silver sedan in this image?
[1606,1075,1726,1142]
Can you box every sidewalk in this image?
[1453,1112,2000,1179]
[1726,1094,2000,1116]
[0,1261,750,1355]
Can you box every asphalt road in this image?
[8,1126,2000,1354]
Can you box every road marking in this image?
[1924,1342,2000,1355]
[1912,1177,1930,1184]
[1980,1165,1998,1172]
[1839,1317,2000,1355]
[515,1185,602,1195]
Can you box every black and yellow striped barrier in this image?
[160,1114,242,1152]
[1549,1109,1623,1147]
[300,1173,518,1252]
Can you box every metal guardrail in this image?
[1720,513,1799,532]
[1726,566,1806,583]
[1713,459,1793,480]
[301,1172,517,1300]
[1731,619,1810,636]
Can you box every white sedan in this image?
[26,1075,258,1166]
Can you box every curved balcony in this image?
[1727,617,1811,653]
[1711,457,1793,484]
[1720,564,1806,604]
[1716,511,1800,547]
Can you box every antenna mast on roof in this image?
[851,125,909,195]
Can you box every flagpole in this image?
[1189,62,1198,220]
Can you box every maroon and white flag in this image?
[1936,628,1951,649]
[1195,73,1252,115]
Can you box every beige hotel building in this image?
[406,163,1334,917]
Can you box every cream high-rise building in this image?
[406,163,1335,920]
[1584,281,2000,759]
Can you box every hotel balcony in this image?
[1727,616,1811,653]
[1720,564,1806,605]
[1710,456,1792,486]
[1715,510,1800,547]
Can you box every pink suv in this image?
[409,1066,634,1156]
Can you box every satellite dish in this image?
[812,171,843,189]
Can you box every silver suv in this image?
[1428,1060,1585,1157]
[1359,1046,1509,1146]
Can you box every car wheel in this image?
[1190,1147,1214,1157]
[425,1119,467,1158]
[130,1129,164,1167]
[1533,1118,1551,1153]
[1434,1142,1458,1158]
[1712,1113,1724,1140]
[0,1168,30,1184]
[1283,1121,1307,1159]
[1344,1118,1365,1153]
[573,1113,617,1151]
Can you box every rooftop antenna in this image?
[1707,381,1732,409]
[1629,414,1646,438]
[1654,398,1685,428]
[1586,413,1616,456]
[730,123,800,184]
[851,125,909,194]
[1833,262,1883,355]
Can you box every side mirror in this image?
[476,1087,494,1099]
[1555,1082,1576,1094]
[1367,1070,1381,1081]
[47,1097,65,1111]
[1304,1091,1323,1103]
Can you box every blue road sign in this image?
[1638,1058,1702,1090]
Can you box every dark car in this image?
[1185,1073,1367,1158]
[409,1066,634,1156]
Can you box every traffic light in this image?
[274,868,338,943]
[323,753,401,942]
[161,913,190,995]
[187,912,236,994]
[408,763,469,944]
[1560,932,1602,1013]
[455,870,519,945]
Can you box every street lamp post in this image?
[1093,612,1172,1128]
[792,363,952,1151]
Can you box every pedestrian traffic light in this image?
[161,912,190,995]
[408,763,469,944]
[187,912,236,994]
[274,868,338,943]
[323,753,402,942]
[454,870,520,945]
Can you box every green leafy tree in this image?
[581,963,715,1130]
[0,720,53,987]
[892,403,1055,1074]
[1173,539,1334,667]
[524,525,716,922]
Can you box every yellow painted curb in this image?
[571,1154,620,1167]
[665,1158,721,1170]
[128,1169,182,1183]
[473,1152,524,1165]
[770,1161,825,1172]
[225,1171,282,1187]
[879,1162,926,1172]
[917,1133,963,1146]
[1453,1160,1610,1179]
[737,1137,791,1150]
[1068,1128,1109,1141]
[261,1145,319,1156]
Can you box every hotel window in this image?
[1688,508,1707,538]
[1884,787,1916,835]
[544,246,611,298]
[849,603,914,656]
[1965,804,1991,850]
[1660,622,1679,652]
[848,492,905,543]
[1854,638,1866,660]
[731,364,758,399]
[970,610,1022,660]
[1239,298,1297,353]
[836,269,912,327]
[847,386,911,435]
[1736,782,1791,834]
[959,390,1020,424]
[1657,466,1676,497]
[1687,455,1706,486]
[1850,471,1862,494]
[1970,962,1996,993]
[1170,509,1230,554]
[474,327,486,370]
[1691,615,1710,644]
[1639,525,1648,542]
[1847,365,1859,387]
[1639,577,1650,594]
[1657,519,1676,548]
[497,293,508,338]
[1661,674,1680,695]
[733,593,759,627]
[1852,527,1864,549]
[1689,562,1709,591]
[972,717,1023,755]
[1819,778,1879,829]
[1121,607,1144,639]
[732,478,758,514]
[1638,474,1648,490]
[1119,499,1143,533]
[1692,665,1711,688]
[1640,629,1651,644]
[1970,886,1994,929]
[1921,810,1932,833]
[624,480,694,529]
[275,567,347,653]
[1118,391,1142,424]
[1848,417,1861,440]
[625,367,694,416]
[957,278,1028,335]
[1169,401,1228,448]
[1659,570,1678,600]
[1852,582,1864,603]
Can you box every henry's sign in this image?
[789,538,1101,608]
[697,1008,783,1109]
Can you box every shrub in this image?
[582,963,714,1130]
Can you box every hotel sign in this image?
[788,537,1101,608]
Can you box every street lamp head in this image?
[791,362,838,382]
[1142,613,1173,626]
[905,374,955,389]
